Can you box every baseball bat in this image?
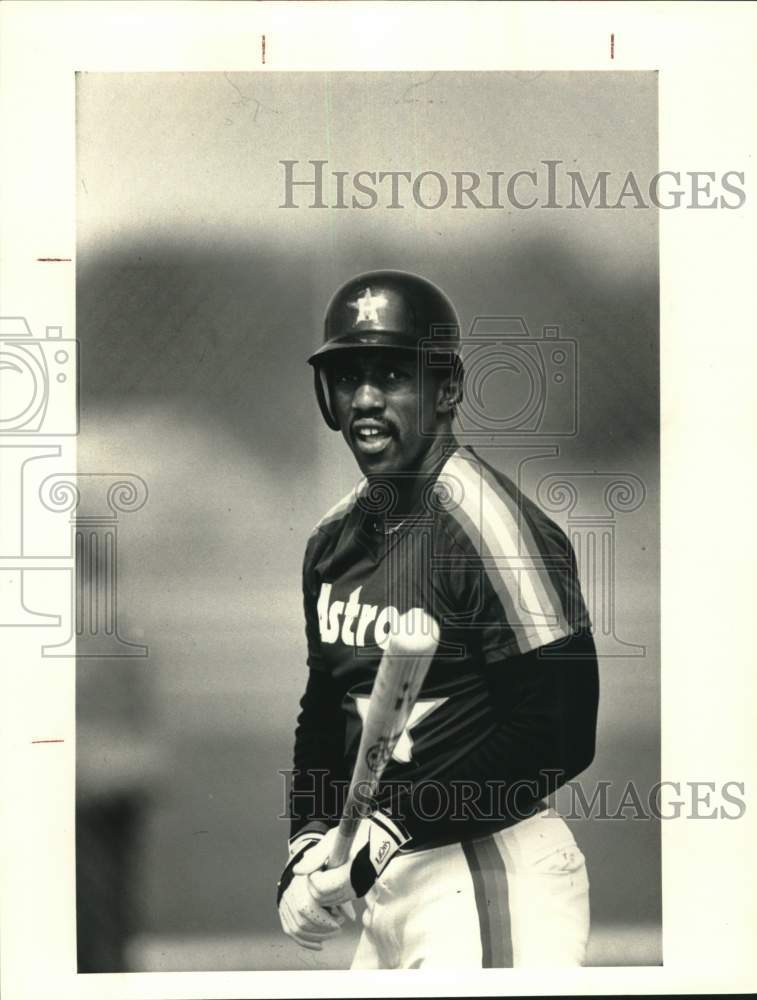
[327,607,439,869]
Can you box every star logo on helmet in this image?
[349,287,389,325]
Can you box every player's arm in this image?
[483,626,599,796]
[289,541,347,840]
[289,666,346,840]
[370,628,599,845]
[277,553,349,947]
[278,669,350,948]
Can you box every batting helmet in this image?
[308,270,460,430]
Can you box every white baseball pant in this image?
[350,808,590,969]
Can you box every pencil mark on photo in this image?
[223,72,280,123]
[398,72,441,105]
[513,71,546,84]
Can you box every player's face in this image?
[326,349,446,475]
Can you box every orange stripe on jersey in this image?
[441,450,573,655]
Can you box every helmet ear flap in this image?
[313,366,340,431]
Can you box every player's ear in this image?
[436,358,464,416]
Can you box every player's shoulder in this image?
[303,479,365,560]
[435,446,571,556]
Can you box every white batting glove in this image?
[276,831,345,951]
[294,812,410,907]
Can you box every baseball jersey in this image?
[291,444,594,848]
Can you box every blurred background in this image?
[75,71,660,970]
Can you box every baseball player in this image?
[277,270,600,968]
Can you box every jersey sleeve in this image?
[302,533,327,673]
[438,504,587,664]
[289,667,346,839]
[288,535,347,840]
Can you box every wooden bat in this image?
[327,607,439,869]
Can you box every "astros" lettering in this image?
[317,582,400,651]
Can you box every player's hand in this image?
[294,812,410,906]
[277,832,345,950]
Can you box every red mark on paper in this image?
[31,739,64,744]
[610,33,615,59]
[262,35,266,65]
[37,258,72,262]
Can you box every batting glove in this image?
[294,812,410,906]
[277,831,345,951]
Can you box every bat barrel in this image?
[388,608,439,656]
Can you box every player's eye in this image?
[382,368,412,385]
[331,364,412,389]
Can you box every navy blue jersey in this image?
[300,446,591,796]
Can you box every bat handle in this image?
[327,816,360,869]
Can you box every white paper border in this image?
[1,2,755,997]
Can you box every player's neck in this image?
[366,433,457,518]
